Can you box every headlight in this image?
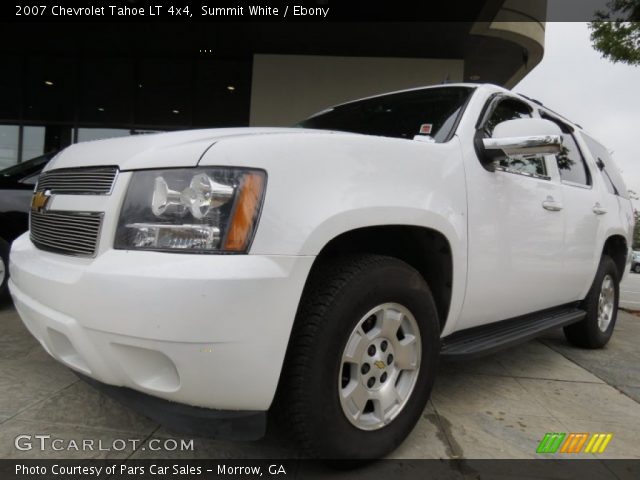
[115,168,266,253]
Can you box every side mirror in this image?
[481,118,563,160]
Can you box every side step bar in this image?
[440,307,585,360]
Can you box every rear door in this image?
[580,132,634,280]
[543,115,603,300]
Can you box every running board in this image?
[440,307,585,360]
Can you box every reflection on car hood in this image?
[45,128,313,171]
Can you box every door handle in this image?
[593,203,607,215]
[542,197,563,212]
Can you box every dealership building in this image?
[0,0,546,168]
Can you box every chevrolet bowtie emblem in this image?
[31,190,51,213]
[374,360,386,370]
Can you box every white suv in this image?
[9,84,633,458]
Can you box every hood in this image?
[44,128,311,172]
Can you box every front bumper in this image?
[9,233,314,412]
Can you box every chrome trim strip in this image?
[30,211,104,258]
[36,167,119,196]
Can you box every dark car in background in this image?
[0,152,56,297]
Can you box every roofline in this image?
[323,83,492,111]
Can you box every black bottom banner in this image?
[1,459,639,480]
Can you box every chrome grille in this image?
[36,167,118,195]
[30,211,103,257]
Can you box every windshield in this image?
[297,86,474,143]
[0,152,54,179]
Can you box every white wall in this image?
[250,54,464,126]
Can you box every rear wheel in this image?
[564,255,619,349]
[275,254,440,459]
[0,238,9,300]
[634,264,640,274]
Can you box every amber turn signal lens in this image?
[224,172,265,252]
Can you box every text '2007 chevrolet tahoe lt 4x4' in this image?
[9,84,634,459]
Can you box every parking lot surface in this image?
[621,271,640,310]
[1,296,639,460]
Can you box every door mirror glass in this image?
[482,118,563,159]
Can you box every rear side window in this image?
[582,134,629,199]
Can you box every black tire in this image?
[634,264,640,274]
[564,255,619,349]
[275,254,440,459]
[0,238,9,300]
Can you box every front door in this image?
[458,96,568,329]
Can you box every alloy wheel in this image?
[597,274,615,332]
[338,303,421,431]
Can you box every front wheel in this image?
[634,264,640,274]
[564,255,619,349]
[275,254,440,459]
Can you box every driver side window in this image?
[485,98,547,178]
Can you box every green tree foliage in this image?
[589,0,640,65]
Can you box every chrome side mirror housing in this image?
[478,118,563,166]
[483,134,562,156]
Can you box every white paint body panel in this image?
[9,83,633,411]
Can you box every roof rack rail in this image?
[519,93,544,106]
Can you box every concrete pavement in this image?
[1,297,639,460]
[621,271,640,310]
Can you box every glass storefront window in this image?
[22,126,45,161]
[0,125,19,168]
[2,55,252,166]
[0,57,21,120]
[194,59,251,127]
[137,60,191,126]
[25,57,76,122]
[77,128,131,143]
[80,59,133,124]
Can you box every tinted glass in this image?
[484,98,546,176]
[582,134,628,198]
[483,98,532,137]
[557,134,590,186]
[497,156,547,177]
[297,87,474,142]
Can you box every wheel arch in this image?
[601,234,628,280]
[303,224,455,333]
